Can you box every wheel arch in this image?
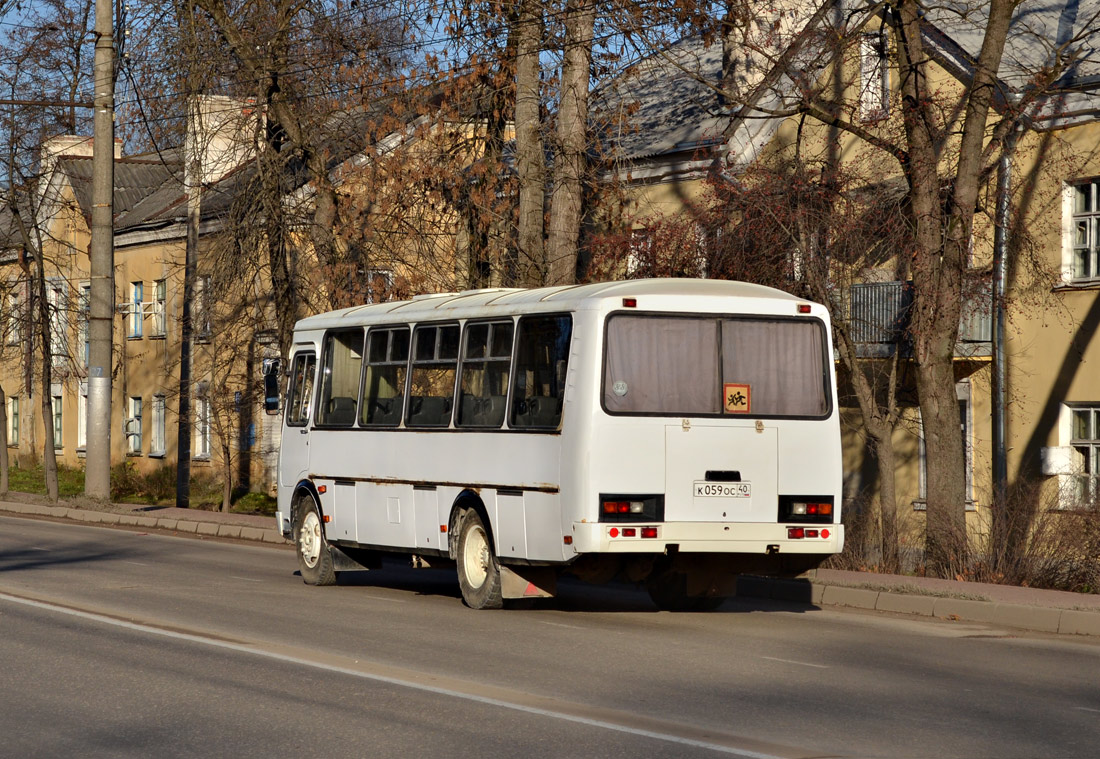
[448,489,494,560]
[290,479,322,539]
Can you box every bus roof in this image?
[293,278,812,333]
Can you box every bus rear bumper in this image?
[571,521,844,556]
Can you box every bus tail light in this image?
[599,494,664,523]
[779,496,835,524]
[641,527,658,539]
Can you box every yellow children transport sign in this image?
[724,383,751,413]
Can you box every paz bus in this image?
[272,278,843,609]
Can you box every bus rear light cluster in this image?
[599,494,664,523]
[608,526,660,539]
[779,495,835,524]
[788,527,831,540]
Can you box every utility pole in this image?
[85,0,115,499]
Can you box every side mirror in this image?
[262,358,281,414]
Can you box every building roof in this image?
[594,1,1100,169]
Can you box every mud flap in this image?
[500,565,557,599]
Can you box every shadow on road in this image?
[299,559,818,615]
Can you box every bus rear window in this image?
[603,314,828,418]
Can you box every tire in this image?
[294,495,336,586]
[455,509,503,609]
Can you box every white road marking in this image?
[539,620,584,630]
[124,561,150,566]
[760,656,830,669]
[1,590,793,758]
[229,576,262,583]
[1074,707,1100,714]
[30,547,49,551]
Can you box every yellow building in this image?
[591,5,1100,563]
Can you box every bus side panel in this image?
[413,487,441,552]
[358,482,416,549]
[523,492,565,561]
[494,491,527,559]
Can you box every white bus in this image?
[273,278,843,609]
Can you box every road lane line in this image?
[1074,707,1100,714]
[229,576,262,582]
[760,657,830,669]
[0,590,807,759]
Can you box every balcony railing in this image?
[847,280,991,358]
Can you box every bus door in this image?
[280,350,317,490]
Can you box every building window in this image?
[195,396,211,458]
[1071,179,1100,281]
[46,281,67,367]
[77,386,87,450]
[5,395,17,446]
[128,281,144,338]
[52,394,63,449]
[194,275,212,340]
[860,30,890,120]
[126,396,143,454]
[916,383,974,509]
[151,279,166,337]
[78,283,91,367]
[3,281,23,345]
[151,395,166,456]
[1069,405,1100,506]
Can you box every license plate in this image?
[694,481,751,498]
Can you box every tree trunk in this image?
[33,258,58,502]
[514,0,545,287]
[545,0,594,286]
[872,431,900,573]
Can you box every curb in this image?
[0,500,286,546]
[735,575,1100,638]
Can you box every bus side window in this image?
[407,324,459,427]
[361,327,409,426]
[511,315,571,429]
[457,320,512,428]
[286,353,316,427]
[316,329,364,427]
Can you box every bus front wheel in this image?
[456,510,503,610]
[295,496,336,586]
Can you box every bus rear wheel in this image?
[295,496,336,586]
[456,510,503,610]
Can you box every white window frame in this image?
[915,381,975,510]
[77,384,87,451]
[78,282,91,367]
[3,281,23,345]
[52,394,63,450]
[859,30,890,121]
[128,281,144,339]
[195,395,211,459]
[126,396,143,454]
[1059,403,1100,508]
[5,395,17,446]
[150,394,166,457]
[1065,179,1100,283]
[46,280,67,367]
[151,278,167,337]
[195,275,212,340]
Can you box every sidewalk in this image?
[3,494,1099,637]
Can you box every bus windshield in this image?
[603,314,829,418]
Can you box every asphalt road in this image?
[2,514,1099,758]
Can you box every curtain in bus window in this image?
[721,319,826,417]
[604,316,719,414]
[511,315,571,428]
[317,330,364,426]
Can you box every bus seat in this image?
[408,396,450,426]
[327,396,356,426]
[370,397,399,425]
